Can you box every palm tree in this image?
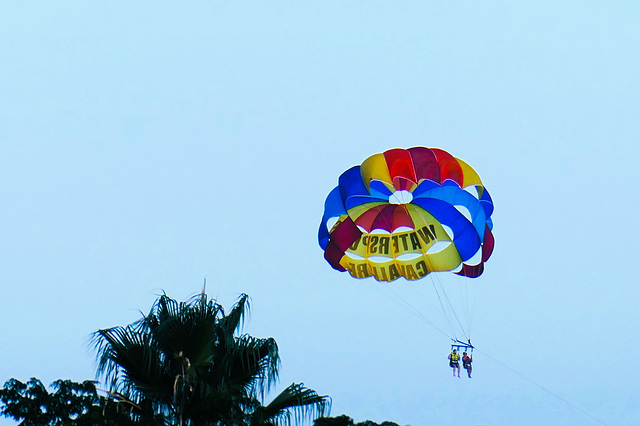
[92,292,330,425]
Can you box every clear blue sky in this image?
[1,2,639,425]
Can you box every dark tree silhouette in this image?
[314,415,403,426]
[92,292,330,425]
[0,377,138,425]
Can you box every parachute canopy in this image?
[319,147,494,281]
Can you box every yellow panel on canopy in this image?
[361,153,392,190]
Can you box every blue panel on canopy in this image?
[369,180,394,198]
[480,188,494,217]
[411,179,440,198]
[412,198,481,261]
[413,186,487,241]
[338,166,368,205]
[318,186,346,249]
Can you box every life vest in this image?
[450,353,459,362]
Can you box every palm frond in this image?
[91,326,172,403]
[151,301,222,368]
[251,383,331,426]
[226,335,280,399]
[218,293,250,337]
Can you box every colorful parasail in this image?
[318,147,494,282]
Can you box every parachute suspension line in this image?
[442,279,469,342]
[429,276,457,341]
[453,275,469,339]
[463,276,472,336]
[376,282,451,340]
[458,281,468,338]
[454,273,477,341]
[466,276,479,339]
[474,348,608,426]
[407,281,450,329]
[430,272,470,343]
[423,255,463,342]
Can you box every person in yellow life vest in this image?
[448,348,461,377]
[462,351,473,378]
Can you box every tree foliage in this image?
[92,291,330,425]
[0,377,137,425]
[314,415,403,426]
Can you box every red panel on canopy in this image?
[407,147,440,183]
[482,225,495,262]
[456,262,484,278]
[384,149,416,190]
[432,148,463,185]
[370,204,397,232]
[324,240,347,271]
[354,205,387,233]
[392,206,414,231]
[329,217,362,252]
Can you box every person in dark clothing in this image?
[462,351,473,378]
